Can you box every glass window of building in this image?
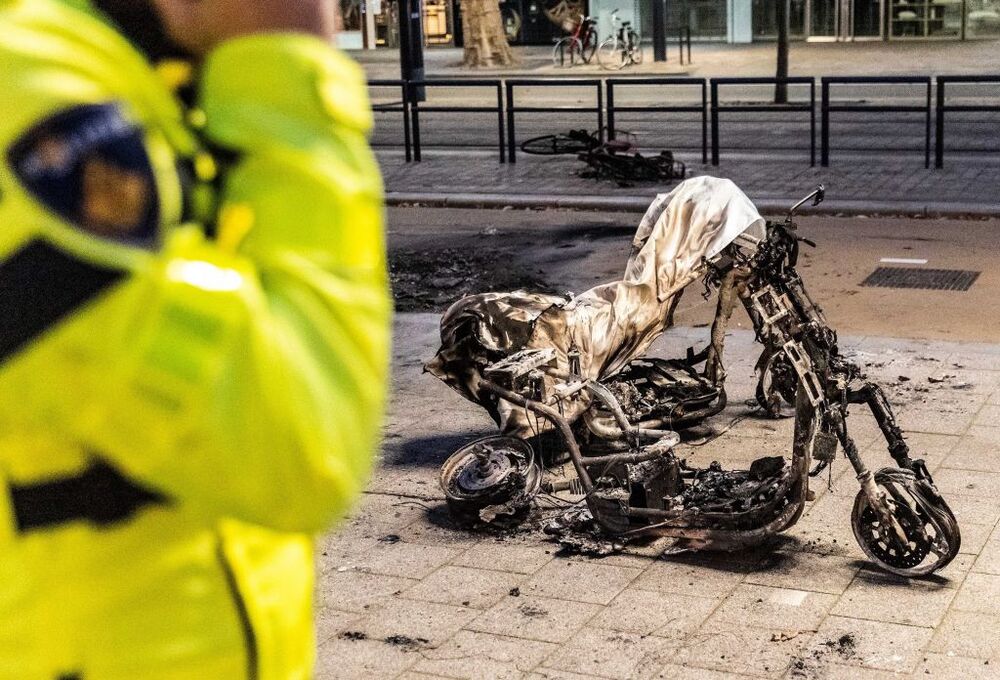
[967,0,1000,36]
[665,0,729,38]
[752,0,806,38]
[890,0,962,37]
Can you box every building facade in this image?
[340,0,1000,47]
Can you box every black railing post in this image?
[497,83,506,164]
[687,27,692,65]
[597,81,605,142]
[701,79,708,165]
[821,78,830,167]
[408,81,422,162]
[935,77,945,169]
[924,79,932,169]
[607,81,616,140]
[505,80,516,163]
[809,79,816,167]
[401,83,412,162]
[710,79,720,166]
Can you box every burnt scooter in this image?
[428,179,961,577]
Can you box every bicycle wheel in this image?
[580,27,598,63]
[520,133,593,155]
[597,37,626,70]
[552,37,583,67]
[628,30,644,65]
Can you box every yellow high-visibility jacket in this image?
[0,1,391,678]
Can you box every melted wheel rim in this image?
[851,471,961,577]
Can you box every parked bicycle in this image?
[552,14,598,67]
[598,9,643,70]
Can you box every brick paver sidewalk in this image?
[315,313,1000,679]
[380,152,1000,214]
[351,40,1000,80]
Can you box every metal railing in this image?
[710,77,816,166]
[935,75,1000,169]
[821,76,932,168]
[505,79,604,163]
[368,75,1000,170]
[407,79,505,162]
[606,77,708,164]
[369,79,412,162]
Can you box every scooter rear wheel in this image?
[851,467,960,577]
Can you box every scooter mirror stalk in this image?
[788,184,826,219]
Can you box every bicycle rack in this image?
[407,79,506,163]
[821,76,932,168]
[505,79,604,163]
[606,77,708,164]
[710,77,816,167]
[935,75,1000,169]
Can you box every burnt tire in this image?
[440,435,541,526]
[851,467,961,578]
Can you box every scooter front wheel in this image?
[851,467,960,577]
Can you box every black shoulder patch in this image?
[7,103,159,246]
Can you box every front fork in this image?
[749,283,920,545]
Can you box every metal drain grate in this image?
[861,267,980,291]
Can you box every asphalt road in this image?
[388,205,1000,342]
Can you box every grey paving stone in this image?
[971,537,1000,575]
[526,669,611,680]
[929,611,1000,659]
[540,627,681,680]
[467,594,603,644]
[670,620,812,678]
[632,554,753,600]
[352,596,480,647]
[957,521,994,556]
[705,584,838,632]
[401,565,526,610]
[974,404,1000,428]
[800,615,933,674]
[743,550,861,596]
[451,538,557,575]
[316,634,420,679]
[412,630,557,679]
[316,569,420,615]
[314,607,360,646]
[655,665,754,679]
[786,663,901,679]
[519,558,643,606]
[943,493,1000,530]
[950,572,1000,616]
[343,538,463,580]
[912,652,998,679]
[587,587,719,638]
[830,570,958,628]
[931,468,1000,499]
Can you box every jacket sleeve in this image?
[67,37,391,533]
[190,35,393,532]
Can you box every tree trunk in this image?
[461,0,514,67]
[775,0,789,103]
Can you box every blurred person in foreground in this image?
[0,0,390,678]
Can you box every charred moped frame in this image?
[439,187,961,577]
